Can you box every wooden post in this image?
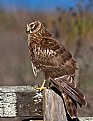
[43,89,67,121]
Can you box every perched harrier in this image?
[26,20,86,118]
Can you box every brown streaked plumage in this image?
[26,20,86,118]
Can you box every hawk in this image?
[26,20,86,119]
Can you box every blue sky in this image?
[0,0,88,11]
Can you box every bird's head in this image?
[26,20,42,34]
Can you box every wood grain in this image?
[0,86,43,119]
[43,89,67,121]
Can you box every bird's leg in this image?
[34,79,46,91]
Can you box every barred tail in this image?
[50,75,86,118]
[62,92,77,118]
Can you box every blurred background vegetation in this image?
[0,0,93,117]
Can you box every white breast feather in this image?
[31,61,40,76]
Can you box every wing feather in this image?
[50,76,86,106]
[33,37,77,76]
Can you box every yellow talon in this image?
[34,79,46,91]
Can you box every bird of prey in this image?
[26,20,86,118]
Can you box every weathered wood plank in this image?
[0,86,37,92]
[43,89,67,121]
[0,118,43,121]
[0,117,93,121]
[79,117,93,121]
[0,86,43,119]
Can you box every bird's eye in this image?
[30,24,34,28]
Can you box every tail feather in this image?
[62,92,77,118]
[50,75,86,118]
[50,76,86,106]
[63,80,86,106]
